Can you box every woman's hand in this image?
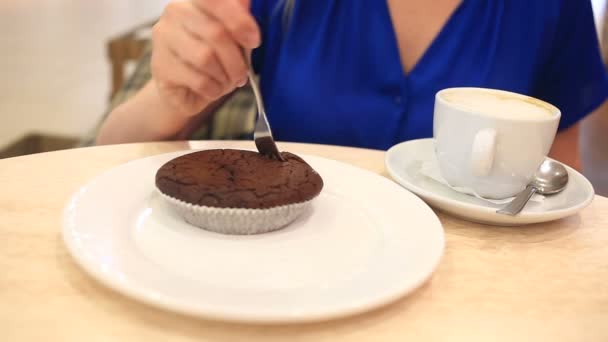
[96,0,260,145]
[151,0,260,118]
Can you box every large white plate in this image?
[386,139,595,226]
[62,151,444,323]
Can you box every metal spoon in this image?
[497,160,569,216]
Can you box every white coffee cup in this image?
[433,87,561,199]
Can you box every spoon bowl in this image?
[497,160,569,216]
[531,160,569,194]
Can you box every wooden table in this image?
[2,141,607,341]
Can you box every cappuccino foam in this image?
[441,89,553,120]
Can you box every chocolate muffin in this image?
[155,149,323,234]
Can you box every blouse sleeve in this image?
[534,0,608,130]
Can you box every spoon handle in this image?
[497,185,537,216]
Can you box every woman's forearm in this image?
[549,123,581,171]
[95,80,210,145]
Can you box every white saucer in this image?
[63,151,444,323]
[385,139,595,226]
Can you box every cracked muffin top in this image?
[155,149,324,209]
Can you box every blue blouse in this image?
[251,0,608,150]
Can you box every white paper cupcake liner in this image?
[157,189,312,235]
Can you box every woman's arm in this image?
[537,1,608,171]
[96,0,260,145]
[549,122,581,171]
[549,99,608,171]
[96,80,201,145]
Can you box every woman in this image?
[96,0,608,169]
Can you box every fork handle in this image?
[241,50,265,119]
[247,71,266,119]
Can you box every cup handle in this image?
[471,128,497,177]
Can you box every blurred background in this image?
[0,0,607,195]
